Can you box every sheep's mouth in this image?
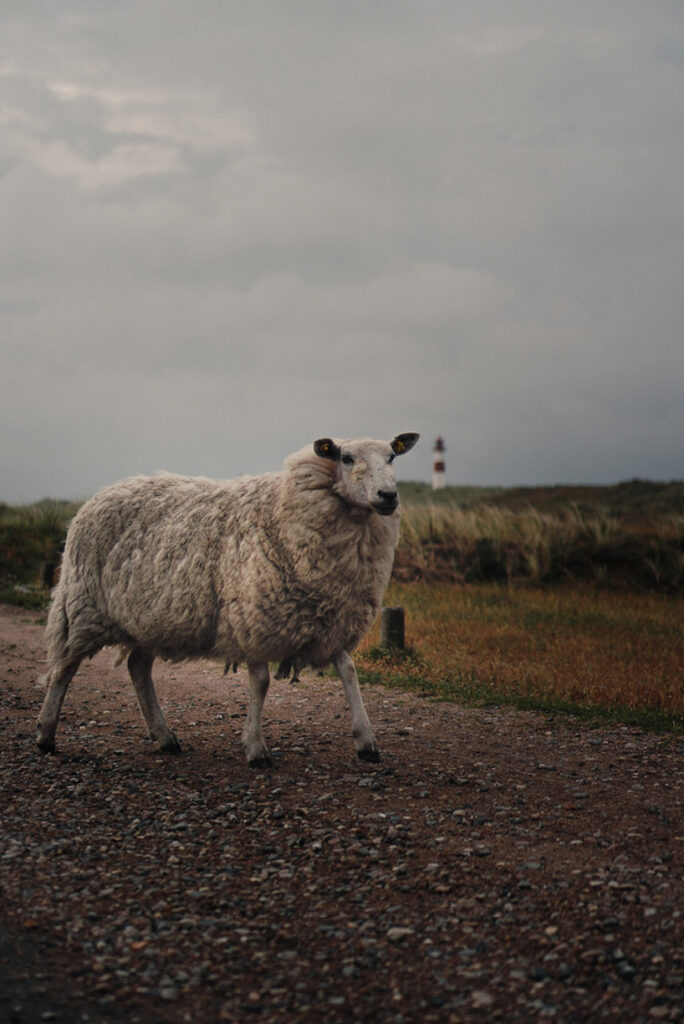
[373,500,398,516]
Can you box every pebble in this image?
[158,980,179,1001]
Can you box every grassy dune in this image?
[395,484,684,592]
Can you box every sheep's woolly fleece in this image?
[46,438,413,673]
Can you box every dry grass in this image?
[358,582,684,728]
[395,503,684,592]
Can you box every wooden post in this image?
[40,562,56,589]
[381,606,405,650]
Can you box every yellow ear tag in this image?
[395,440,405,452]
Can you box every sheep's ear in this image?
[314,438,341,461]
[390,432,420,456]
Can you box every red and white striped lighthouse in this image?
[432,437,446,490]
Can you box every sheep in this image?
[37,432,419,765]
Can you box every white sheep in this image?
[37,433,419,765]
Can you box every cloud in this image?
[1,2,684,501]
[1,64,253,191]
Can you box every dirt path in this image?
[1,602,683,1023]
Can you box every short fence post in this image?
[40,562,56,589]
[381,606,405,650]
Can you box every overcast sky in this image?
[2,2,683,502]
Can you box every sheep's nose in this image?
[373,489,398,515]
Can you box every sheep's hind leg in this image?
[37,658,82,753]
[243,662,272,767]
[127,647,181,753]
[334,650,380,762]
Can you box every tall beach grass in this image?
[395,502,684,592]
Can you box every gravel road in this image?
[1,601,683,1023]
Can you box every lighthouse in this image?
[432,437,446,490]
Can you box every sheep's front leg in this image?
[128,647,181,753]
[243,661,272,767]
[333,650,380,762]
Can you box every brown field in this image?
[358,582,684,727]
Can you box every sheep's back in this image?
[62,474,279,659]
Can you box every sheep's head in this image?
[314,433,419,516]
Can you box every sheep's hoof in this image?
[248,753,273,769]
[358,746,381,763]
[37,735,55,754]
[160,733,182,754]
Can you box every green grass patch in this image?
[0,583,53,610]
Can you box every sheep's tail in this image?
[45,583,70,669]
[37,583,70,689]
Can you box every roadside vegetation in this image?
[2,480,683,728]
[375,480,684,730]
[395,501,684,592]
[0,500,79,609]
[357,581,684,732]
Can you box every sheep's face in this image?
[314,434,419,516]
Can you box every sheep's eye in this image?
[341,454,354,466]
